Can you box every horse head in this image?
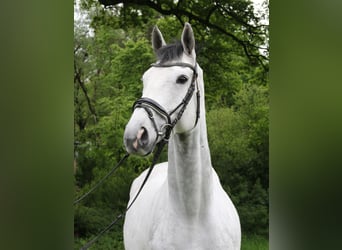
[123,23,199,155]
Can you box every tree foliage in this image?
[95,0,269,69]
[207,84,269,236]
[74,0,269,248]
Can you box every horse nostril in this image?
[133,127,149,150]
[140,127,148,145]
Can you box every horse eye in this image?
[176,75,188,84]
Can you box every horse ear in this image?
[181,22,195,56]
[152,25,166,53]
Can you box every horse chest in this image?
[148,189,240,250]
[124,169,240,250]
[149,207,232,250]
[150,213,209,250]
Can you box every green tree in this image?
[93,0,269,68]
[207,84,269,236]
[74,18,155,245]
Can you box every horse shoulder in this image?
[124,162,168,250]
[210,168,241,249]
[129,162,168,198]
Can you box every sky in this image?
[74,0,86,23]
[252,0,269,25]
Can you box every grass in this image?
[75,232,125,250]
[241,234,269,250]
[75,233,268,249]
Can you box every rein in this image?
[76,61,200,250]
[79,141,166,250]
[73,153,130,205]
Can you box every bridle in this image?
[133,62,200,150]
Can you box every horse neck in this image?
[167,69,213,220]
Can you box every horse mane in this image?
[156,40,183,63]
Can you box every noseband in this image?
[133,62,200,147]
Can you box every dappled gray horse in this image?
[123,23,241,250]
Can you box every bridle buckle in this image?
[158,123,172,137]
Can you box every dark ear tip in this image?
[152,25,166,52]
[184,22,193,32]
[181,22,195,56]
[152,26,159,34]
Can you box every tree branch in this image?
[216,3,266,34]
[98,0,269,70]
[205,4,219,22]
[74,61,98,124]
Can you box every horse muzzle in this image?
[123,110,158,156]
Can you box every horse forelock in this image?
[156,41,183,63]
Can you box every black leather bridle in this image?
[133,62,200,146]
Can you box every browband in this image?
[151,62,197,76]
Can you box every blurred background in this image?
[2,0,341,250]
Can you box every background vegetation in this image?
[74,0,269,248]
